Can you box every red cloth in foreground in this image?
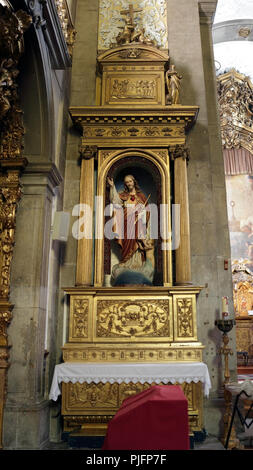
[102,385,189,450]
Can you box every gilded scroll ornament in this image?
[217,69,253,154]
[176,298,194,337]
[72,299,89,339]
[96,300,171,338]
[0,309,12,347]
[82,125,183,140]
[69,382,119,408]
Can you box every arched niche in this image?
[19,25,55,162]
[94,148,172,287]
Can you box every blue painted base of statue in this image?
[111,259,154,286]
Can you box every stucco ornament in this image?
[98,0,168,50]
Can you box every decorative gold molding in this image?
[62,343,204,363]
[217,69,253,154]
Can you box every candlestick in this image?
[215,319,241,449]
[222,296,229,319]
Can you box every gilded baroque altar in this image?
[61,7,206,438]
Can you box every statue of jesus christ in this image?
[107,174,154,286]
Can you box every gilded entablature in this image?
[69,107,198,148]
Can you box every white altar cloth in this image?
[49,362,211,401]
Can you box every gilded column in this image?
[171,145,191,285]
[75,145,97,286]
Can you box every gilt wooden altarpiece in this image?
[62,9,206,438]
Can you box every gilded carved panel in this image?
[68,382,119,409]
[95,298,173,341]
[104,73,161,105]
[173,295,197,341]
[62,381,203,433]
[64,381,196,411]
[69,296,91,342]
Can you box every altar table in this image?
[49,362,211,400]
[102,385,190,450]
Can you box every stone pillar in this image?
[75,145,97,286]
[171,145,191,285]
[3,163,62,449]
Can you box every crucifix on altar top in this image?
[120,3,142,26]
[116,3,153,45]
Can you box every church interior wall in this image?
[1,0,240,448]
